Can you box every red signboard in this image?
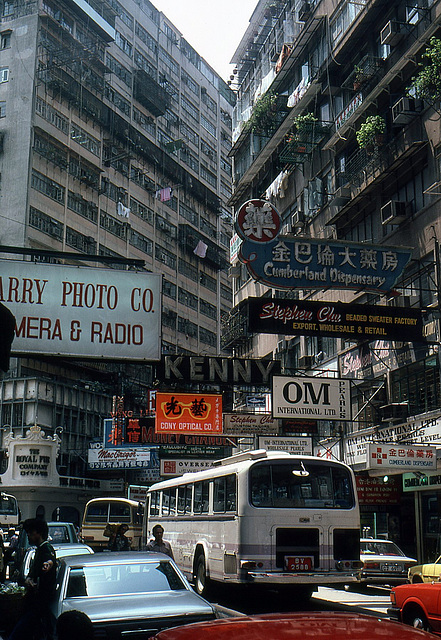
[155,392,223,435]
[356,475,401,505]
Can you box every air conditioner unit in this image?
[298,2,311,22]
[298,355,314,369]
[291,210,305,233]
[329,186,351,207]
[392,97,423,125]
[381,200,408,225]
[380,21,402,46]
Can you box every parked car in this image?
[389,581,441,634]
[50,552,217,637]
[10,521,79,578]
[150,611,436,640]
[20,542,94,581]
[409,555,441,583]
[357,538,417,585]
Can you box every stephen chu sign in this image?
[1,261,162,360]
[272,375,351,421]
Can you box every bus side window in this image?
[185,485,192,514]
[213,477,226,512]
[162,490,170,516]
[177,486,186,515]
[86,502,108,523]
[110,502,131,523]
[194,482,202,514]
[150,492,159,517]
[226,474,236,512]
[169,489,176,515]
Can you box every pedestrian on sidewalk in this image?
[146,525,174,559]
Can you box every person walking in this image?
[8,518,56,640]
[108,524,130,551]
[0,529,5,582]
[146,525,174,559]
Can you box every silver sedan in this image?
[51,552,217,637]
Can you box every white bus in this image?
[82,497,143,551]
[144,449,362,598]
[0,492,20,530]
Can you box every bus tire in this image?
[194,554,210,597]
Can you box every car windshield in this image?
[49,526,71,543]
[66,561,186,597]
[360,541,404,556]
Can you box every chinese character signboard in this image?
[161,458,214,477]
[155,393,223,435]
[367,443,436,471]
[248,298,423,341]
[272,376,351,421]
[235,201,411,293]
[356,475,401,505]
[1,262,162,360]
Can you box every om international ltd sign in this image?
[272,376,351,421]
[235,200,411,293]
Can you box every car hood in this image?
[361,554,416,563]
[60,590,215,623]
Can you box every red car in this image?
[390,582,441,634]
[151,611,436,640]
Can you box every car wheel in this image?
[195,554,209,597]
[403,607,430,632]
[411,575,424,584]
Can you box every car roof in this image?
[151,612,435,640]
[360,538,396,543]
[60,551,170,566]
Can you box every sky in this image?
[152,0,259,82]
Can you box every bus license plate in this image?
[285,556,313,571]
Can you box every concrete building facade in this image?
[0,0,234,511]
[227,0,441,561]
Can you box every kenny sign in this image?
[272,375,351,421]
[0,261,161,360]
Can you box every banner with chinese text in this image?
[155,393,223,435]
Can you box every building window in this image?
[130,229,153,255]
[178,258,199,282]
[181,69,199,96]
[130,196,154,224]
[67,191,98,223]
[199,326,216,346]
[0,101,5,118]
[100,211,128,239]
[201,114,217,138]
[115,31,133,58]
[200,165,217,187]
[0,67,9,82]
[178,286,198,310]
[31,170,65,203]
[200,299,217,319]
[66,227,96,253]
[35,97,69,134]
[29,206,64,240]
[163,279,176,299]
[179,202,198,226]
[155,244,176,269]
[181,95,199,122]
[178,317,198,338]
[1,32,11,49]
[70,123,101,157]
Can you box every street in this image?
[212,584,392,617]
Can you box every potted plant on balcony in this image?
[409,36,441,104]
[247,90,278,135]
[355,115,386,150]
[353,64,365,91]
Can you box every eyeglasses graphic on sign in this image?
[162,396,211,419]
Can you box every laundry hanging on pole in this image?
[193,239,208,258]
[155,186,173,202]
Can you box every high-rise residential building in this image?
[0,0,235,485]
[227,0,441,560]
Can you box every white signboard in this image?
[160,459,214,477]
[315,440,341,461]
[367,443,436,471]
[1,261,162,360]
[88,444,156,469]
[272,376,351,420]
[258,436,312,455]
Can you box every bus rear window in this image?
[250,462,354,509]
[109,502,131,522]
[86,502,108,522]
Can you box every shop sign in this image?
[223,413,279,435]
[158,444,232,458]
[315,440,341,460]
[339,340,430,379]
[104,419,236,448]
[155,393,222,435]
[1,261,161,361]
[156,355,280,385]
[248,298,423,342]
[356,475,401,505]
[272,375,351,421]
[132,468,161,483]
[367,443,436,471]
[160,458,214,477]
[88,443,160,470]
[128,485,148,502]
[403,470,441,492]
[281,419,318,435]
[258,436,312,455]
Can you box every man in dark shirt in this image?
[9,518,56,640]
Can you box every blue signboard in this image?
[238,237,412,293]
[235,200,412,293]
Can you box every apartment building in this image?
[0,0,234,482]
[227,0,441,559]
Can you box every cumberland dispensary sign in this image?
[235,200,411,292]
[248,298,423,341]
